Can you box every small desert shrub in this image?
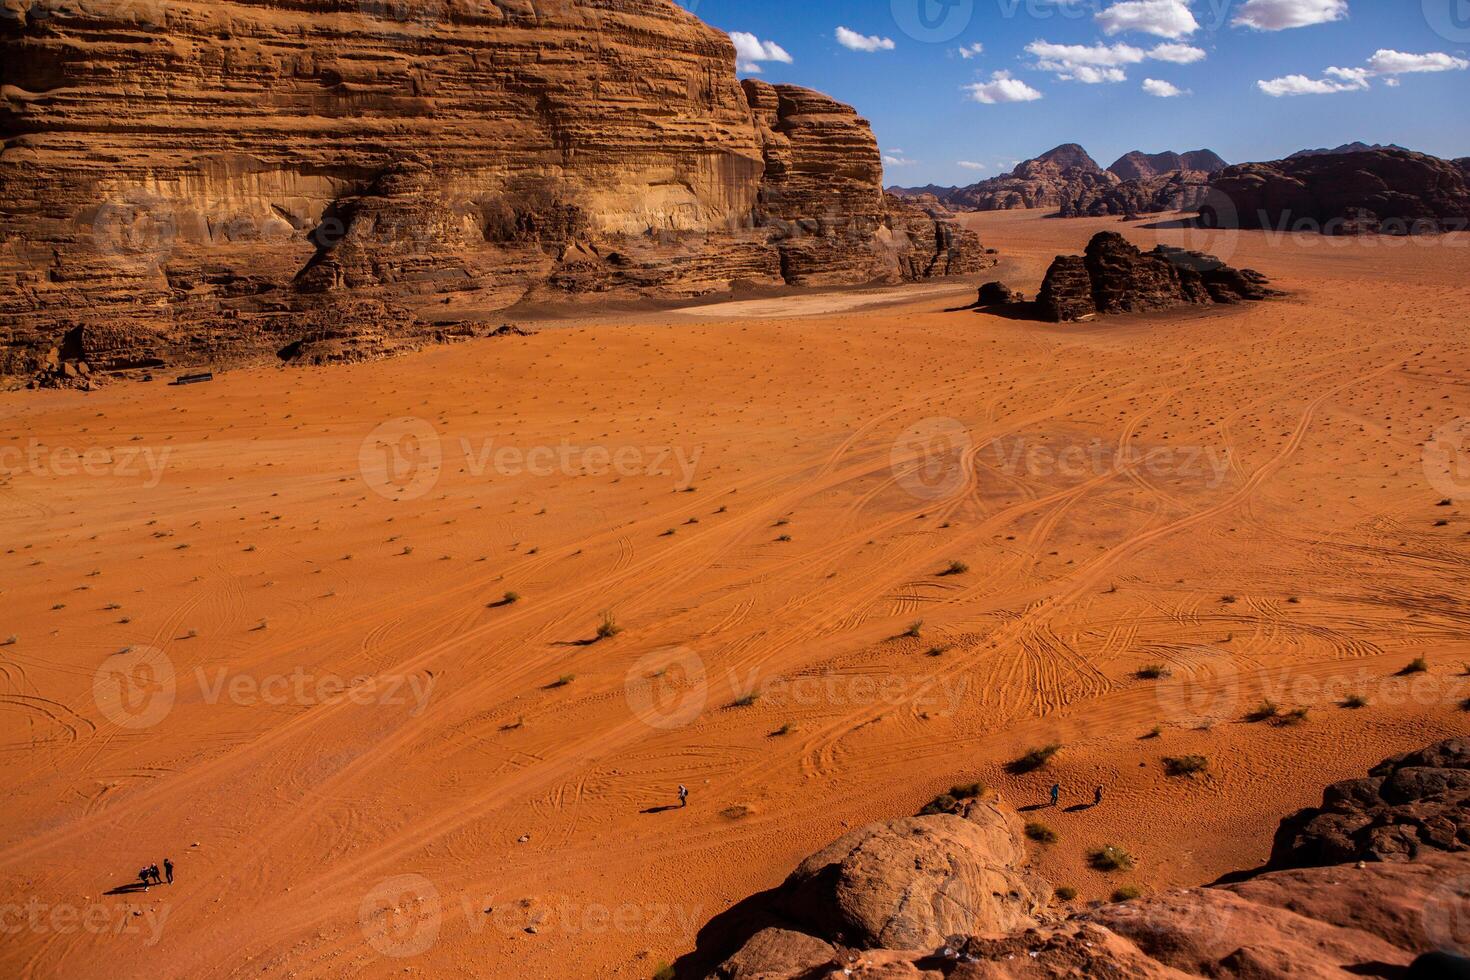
[924,645,948,657]
[1112,886,1142,902]
[949,782,985,799]
[1007,743,1061,774]
[595,612,621,641]
[1341,694,1368,709]
[1054,886,1078,902]
[1399,657,1429,675]
[941,560,969,576]
[1142,725,1163,739]
[731,693,759,708]
[549,674,574,688]
[1025,821,1058,845]
[1163,754,1208,777]
[1090,845,1135,872]
[903,620,924,638]
[775,534,792,542]
[502,591,520,604]
[770,723,791,737]
[1246,699,1280,722]
[1276,707,1310,726]
[2,634,16,646]
[1135,663,1170,680]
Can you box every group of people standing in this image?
[137,859,174,890]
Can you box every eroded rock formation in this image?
[947,144,1121,212]
[1060,170,1213,218]
[700,740,1470,979]
[1036,232,1275,322]
[1107,149,1226,181]
[1203,149,1470,234]
[1271,737,1470,868]
[0,0,989,380]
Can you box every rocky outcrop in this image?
[775,796,1049,950]
[700,743,1470,979]
[1271,737,1470,868]
[947,145,1121,212]
[0,0,989,381]
[1203,149,1470,234]
[1061,170,1213,218]
[1107,149,1227,181]
[1036,232,1274,322]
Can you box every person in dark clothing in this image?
[1094,785,1104,806]
[677,784,689,808]
[164,858,174,885]
[148,863,162,885]
[137,868,151,892]
[1048,783,1060,807]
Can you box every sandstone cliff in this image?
[1203,149,1470,234]
[1060,169,1213,218]
[0,0,989,380]
[697,740,1470,979]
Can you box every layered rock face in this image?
[1203,149,1470,234]
[0,0,988,378]
[703,741,1470,980]
[1107,149,1227,181]
[947,144,1121,212]
[1036,232,1274,322]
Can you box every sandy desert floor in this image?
[2,210,1468,979]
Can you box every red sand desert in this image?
[3,212,1470,977]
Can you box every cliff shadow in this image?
[670,884,799,979]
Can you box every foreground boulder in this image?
[776,796,1049,950]
[1036,232,1274,322]
[1271,737,1470,868]
[1203,149,1470,234]
[0,0,990,379]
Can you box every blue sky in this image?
[689,0,1470,186]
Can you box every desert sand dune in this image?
[1,211,1468,978]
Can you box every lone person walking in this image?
[1093,785,1104,807]
[1048,783,1060,808]
[164,858,174,885]
[677,784,689,808]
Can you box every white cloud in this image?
[956,42,985,59]
[1096,0,1198,39]
[1259,48,1468,96]
[1366,49,1470,74]
[883,153,917,166]
[1026,39,1202,83]
[1233,0,1348,31]
[730,31,792,74]
[1257,72,1364,96]
[835,26,895,52]
[965,71,1044,104]
[1149,42,1206,64]
[1142,78,1188,96]
[957,160,988,170]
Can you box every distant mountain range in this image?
[1288,142,1412,159]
